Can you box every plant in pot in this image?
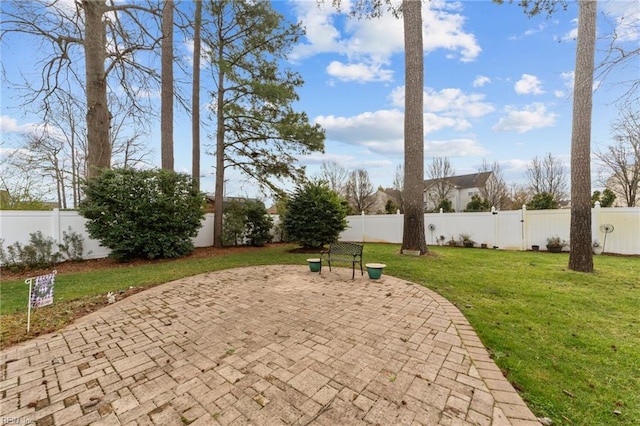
[459,233,475,248]
[546,235,567,253]
[592,240,603,255]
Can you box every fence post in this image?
[361,210,365,243]
[520,205,527,251]
[491,206,499,249]
[593,201,601,245]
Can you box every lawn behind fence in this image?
[1,244,638,425]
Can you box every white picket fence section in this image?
[340,206,640,255]
[1,207,638,260]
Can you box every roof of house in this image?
[423,171,492,190]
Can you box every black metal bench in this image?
[320,242,363,279]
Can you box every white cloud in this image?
[326,60,394,83]
[390,86,495,118]
[554,70,600,98]
[289,2,345,61]
[290,0,481,74]
[601,0,640,42]
[559,18,578,42]
[423,113,469,133]
[299,152,356,166]
[425,138,488,157]
[315,110,405,143]
[473,75,491,87]
[422,3,481,62]
[501,158,530,173]
[561,71,575,87]
[0,115,41,134]
[492,103,557,133]
[514,74,545,95]
[554,71,574,98]
[314,106,478,156]
[509,22,549,40]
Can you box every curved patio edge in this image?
[0,265,542,425]
[418,287,540,425]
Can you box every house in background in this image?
[605,174,639,207]
[423,172,493,212]
[368,188,403,214]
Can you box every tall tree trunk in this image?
[192,0,202,189]
[401,0,427,254]
[569,0,597,272]
[213,44,226,248]
[70,125,77,207]
[161,0,174,170]
[83,0,111,178]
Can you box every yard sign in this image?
[24,270,57,333]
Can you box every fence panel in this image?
[1,211,54,248]
[524,209,571,251]
[340,207,639,255]
[593,207,640,255]
[341,214,404,243]
[424,212,495,247]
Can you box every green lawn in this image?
[1,244,638,425]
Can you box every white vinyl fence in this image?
[0,210,215,260]
[1,207,638,261]
[340,206,640,255]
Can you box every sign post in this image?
[25,270,57,333]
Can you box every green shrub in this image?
[222,200,273,247]
[282,181,347,249]
[244,201,273,247]
[527,192,558,210]
[222,200,248,246]
[385,199,399,214]
[272,195,290,242]
[0,232,62,271]
[79,168,205,261]
[58,227,86,262]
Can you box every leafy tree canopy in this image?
[527,192,559,210]
[592,189,616,207]
[464,195,491,212]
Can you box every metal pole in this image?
[25,277,33,333]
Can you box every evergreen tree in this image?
[204,0,325,247]
[282,182,347,249]
[527,192,558,210]
[465,195,490,212]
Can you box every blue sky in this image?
[1,0,639,201]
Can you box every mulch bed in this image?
[0,245,270,283]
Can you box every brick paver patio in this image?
[0,265,540,425]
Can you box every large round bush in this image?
[79,168,205,260]
[282,181,347,249]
